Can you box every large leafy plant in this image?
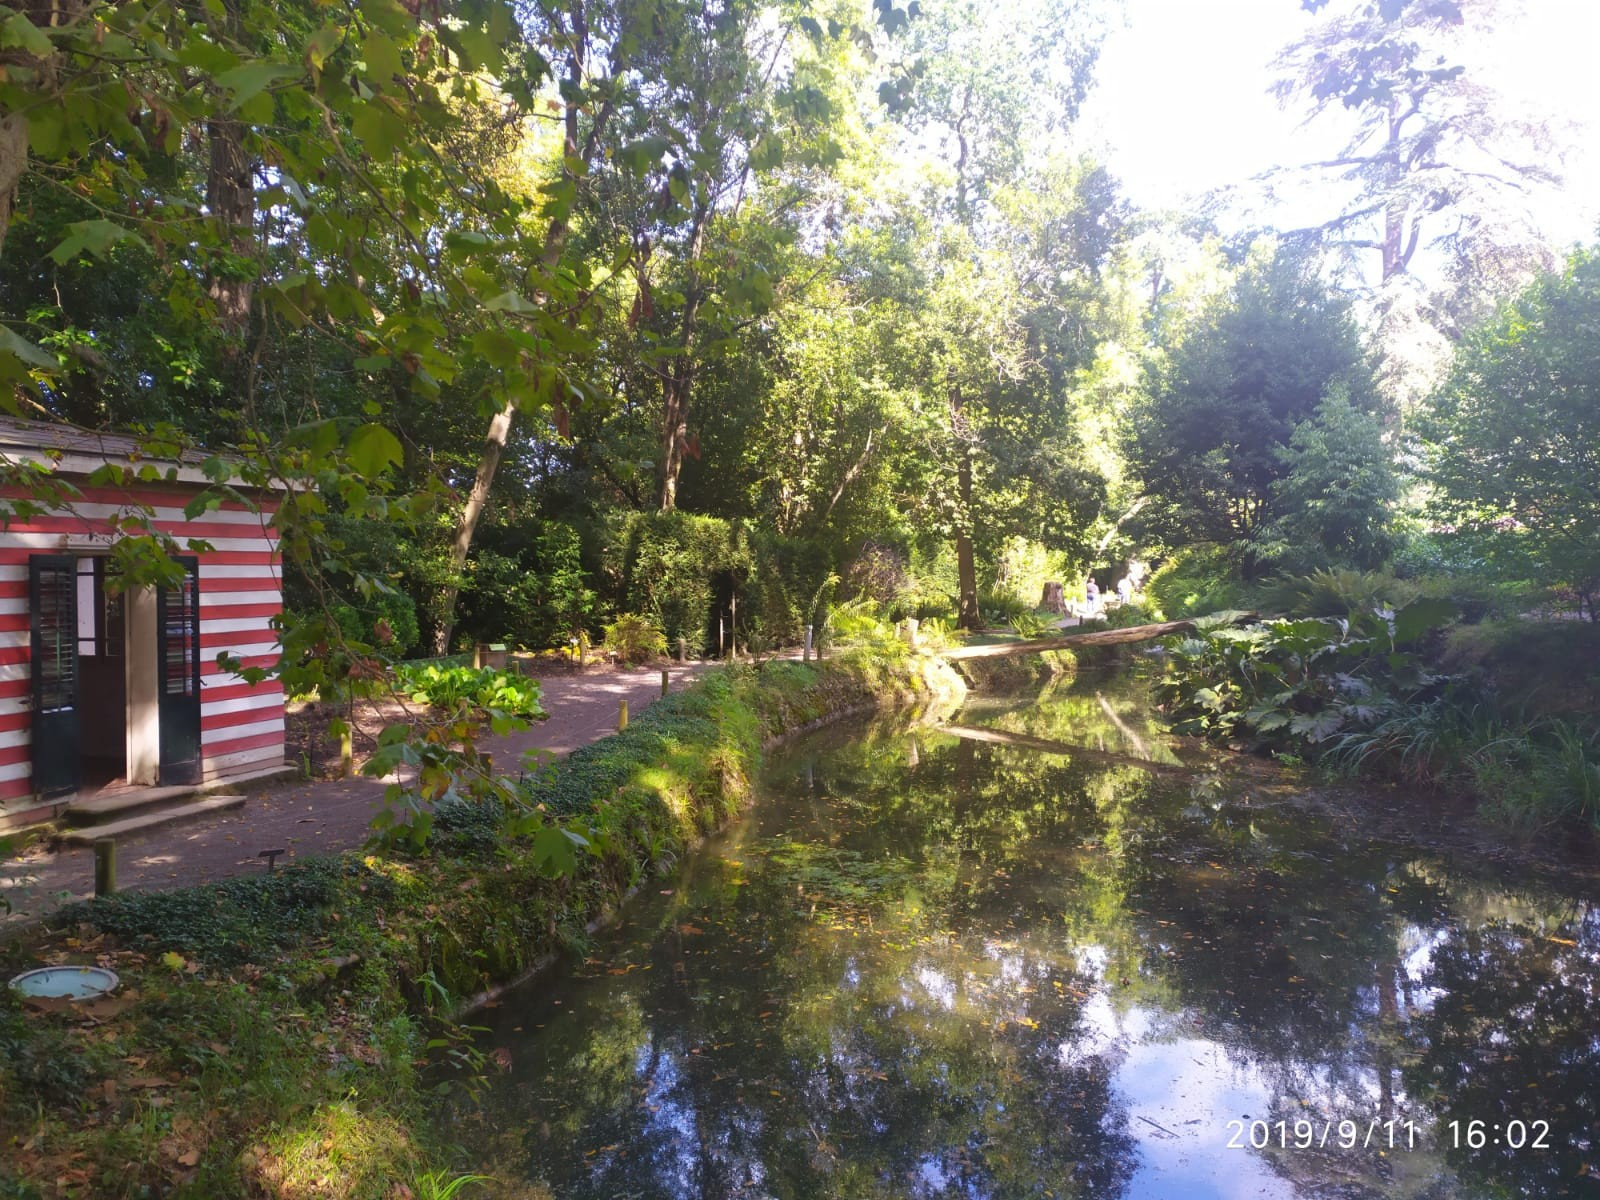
[393,664,545,722]
[1159,599,1456,752]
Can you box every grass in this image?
[0,653,963,1200]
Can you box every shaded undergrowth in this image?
[0,654,962,1200]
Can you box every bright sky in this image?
[1079,0,1600,252]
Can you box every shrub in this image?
[978,589,1031,626]
[1440,619,1600,719]
[333,588,421,657]
[54,858,395,967]
[842,541,909,606]
[1145,547,1246,619]
[455,524,597,649]
[1260,569,1417,619]
[819,598,913,663]
[1101,599,1163,628]
[1010,610,1055,639]
[1158,599,1457,754]
[393,664,545,719]
[606,512,830,652]
[603,613,668,664]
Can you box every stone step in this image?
[65,785,199,824]
[62,765,294,826]
[58,794,246,844]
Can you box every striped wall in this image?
[0,481,285,817]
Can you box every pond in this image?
[462,674,1600,1199]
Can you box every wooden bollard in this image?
[678,636,687,663]
[93,839,116,897]
[339,725,354,779]
[618,698,628,732]
[803,624,813,663]
[661,669,669,698]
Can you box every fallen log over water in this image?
[940,613,1256,660]
[938,724,1194,775]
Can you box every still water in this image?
[466,676,1600,1199]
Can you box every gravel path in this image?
[0,662,714,929]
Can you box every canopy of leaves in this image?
[1127,247,1381,557]
[1425,247,1600,614]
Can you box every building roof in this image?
[0,417,271,489]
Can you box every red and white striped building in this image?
[0,421,287,829]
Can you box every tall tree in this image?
[881,0,1109,624]
[1426,248,1600,619]
[1271,0,1561,287]
[1127,246,1381,565]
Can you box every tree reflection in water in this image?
[464,679,1600,1200]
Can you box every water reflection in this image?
[464,678,1600,1199]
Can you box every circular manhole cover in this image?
[9,966,120,1000]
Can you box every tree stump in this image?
[1040,581,1067,613]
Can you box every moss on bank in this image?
[0,654,962,1200]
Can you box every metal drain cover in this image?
[9,966,120,1000]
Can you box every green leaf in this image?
[351,101,406,159]
[48,219,144,265]
[1391,597,1455,647]
[346,423,403,478]
[470,329,522,367]
[1289,708,1346,742]
[451,21,502,70]
[213,61,299,111]
[362,30,403,84]
[748,133,784,172]
[484,291,537,314]
[305,24,342,71]
[0,326,56,369]
[615,136,669,177]
[26,107,65,158]
[531,822,589,877]
[0,11,53,57]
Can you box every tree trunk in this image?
[0,112,27,259]
[956,485,978,628]
[659,371,689,512]
[205,113,255,334]
[952,386,979,628]
[658,199,712,512]
[432,402,515,654]
[0,1,77,260]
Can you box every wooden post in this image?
[618,698,628,732]
[339,724,354,779]
[472,643,483,669]
[678,636,687,663]
[93,839,116,897]
[661,669,669,698]
[729,594,737,659]
[803,624,813,663]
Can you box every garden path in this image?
[0,662,715,929]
